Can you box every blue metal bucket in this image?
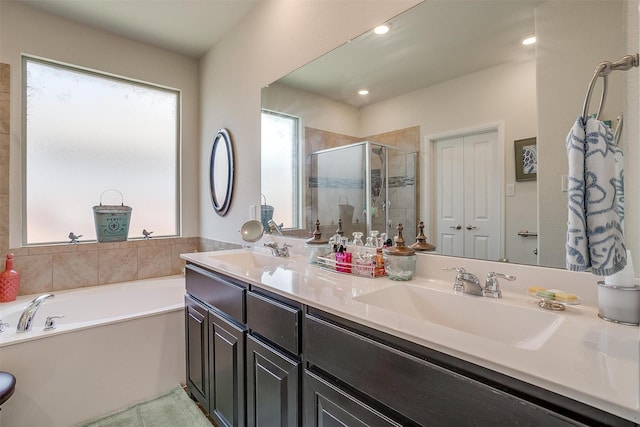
[93,190,132,242]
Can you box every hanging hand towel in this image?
[566,116,626,275]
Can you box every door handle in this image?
[449,224,462,230]
[466,225,477,230]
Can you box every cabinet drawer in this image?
[305,314,580,427]
[304,370,402,427]
[186,263,245,323]
[247,291,301,356]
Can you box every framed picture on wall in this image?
[514,137,537,182]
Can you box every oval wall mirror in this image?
[210,128,234,216]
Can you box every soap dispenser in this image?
[305,219,331,264]
[0,253,20,302]
[383,224,417,281]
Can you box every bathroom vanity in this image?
[182,249,639,426]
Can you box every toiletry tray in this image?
[317,255,385,278]
[526,287,581,311]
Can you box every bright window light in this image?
[23,56,180,245]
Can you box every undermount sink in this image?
[209,251,290,269]
[353,284,564,349]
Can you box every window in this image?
[260,110,301,229]
[23,56,180,245]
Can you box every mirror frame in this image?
[210,128,235,216]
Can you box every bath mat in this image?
[77,385,212,427]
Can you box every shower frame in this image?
[308,141,417,239]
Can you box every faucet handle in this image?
[443,267,466,275]
[443,267,467,292]
[44,315,64,331]
[484,272,516,298]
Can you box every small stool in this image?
[0,371,16,409]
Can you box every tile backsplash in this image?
[0,63,242,296]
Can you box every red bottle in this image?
[0,253,20,302]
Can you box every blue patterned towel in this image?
[566,116,626,275]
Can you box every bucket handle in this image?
[339,195,349,206]
[99,189,124,206]
[261,193,267,206]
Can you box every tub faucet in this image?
[17,293,54,332]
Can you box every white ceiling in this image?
[17,0,261,58]
[279,0,541,107]
[15,0,540,107]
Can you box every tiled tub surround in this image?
[1,63,11,254]
[183,241,640,424]
[5,237,240,296]
[0,276,186,427]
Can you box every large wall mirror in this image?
[261,0,638,270]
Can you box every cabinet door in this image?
[246,334,300,427]
[304,370,402,427]
[185,295,208,411]
[209,309,246,427]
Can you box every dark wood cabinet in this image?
[246,334,300,427]
[209,308,246,427]
[304,369,402,427]
[185,295,208,412]
[185,262,635,427]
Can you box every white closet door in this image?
[462,131,501,260]
[434,137,464,256]
[434,130,501,260]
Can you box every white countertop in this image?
[181,248,640,423]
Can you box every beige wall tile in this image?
[53,251,99,290]
[0,64,9,94]
[0,133,9,164]
[171,241,199,275]
[14,254,53,295]
[0,92,9,135]
[137,245,172,279]
[98,247,138,284]
[29,244,78,255]
[0,195,8,235]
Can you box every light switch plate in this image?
[506,183,515,197]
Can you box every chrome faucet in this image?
[446,267,484,296]
[264,242,292,257]
[484,271,516,298]
[444,268,515,298]
[17,293,54,332]
[267,219,283,236]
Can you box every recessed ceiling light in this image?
[358,89,369,96]
[374,25,390,35]
[522,36,536,46]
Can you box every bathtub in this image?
[0,275,187,427]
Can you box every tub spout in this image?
[17,293,54,333]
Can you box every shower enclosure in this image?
[308,141,418,241]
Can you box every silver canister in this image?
[597,281,640,326]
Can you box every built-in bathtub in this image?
[0,275,186,427]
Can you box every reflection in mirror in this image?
[210,128,234,216]
[261,0,634,269]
